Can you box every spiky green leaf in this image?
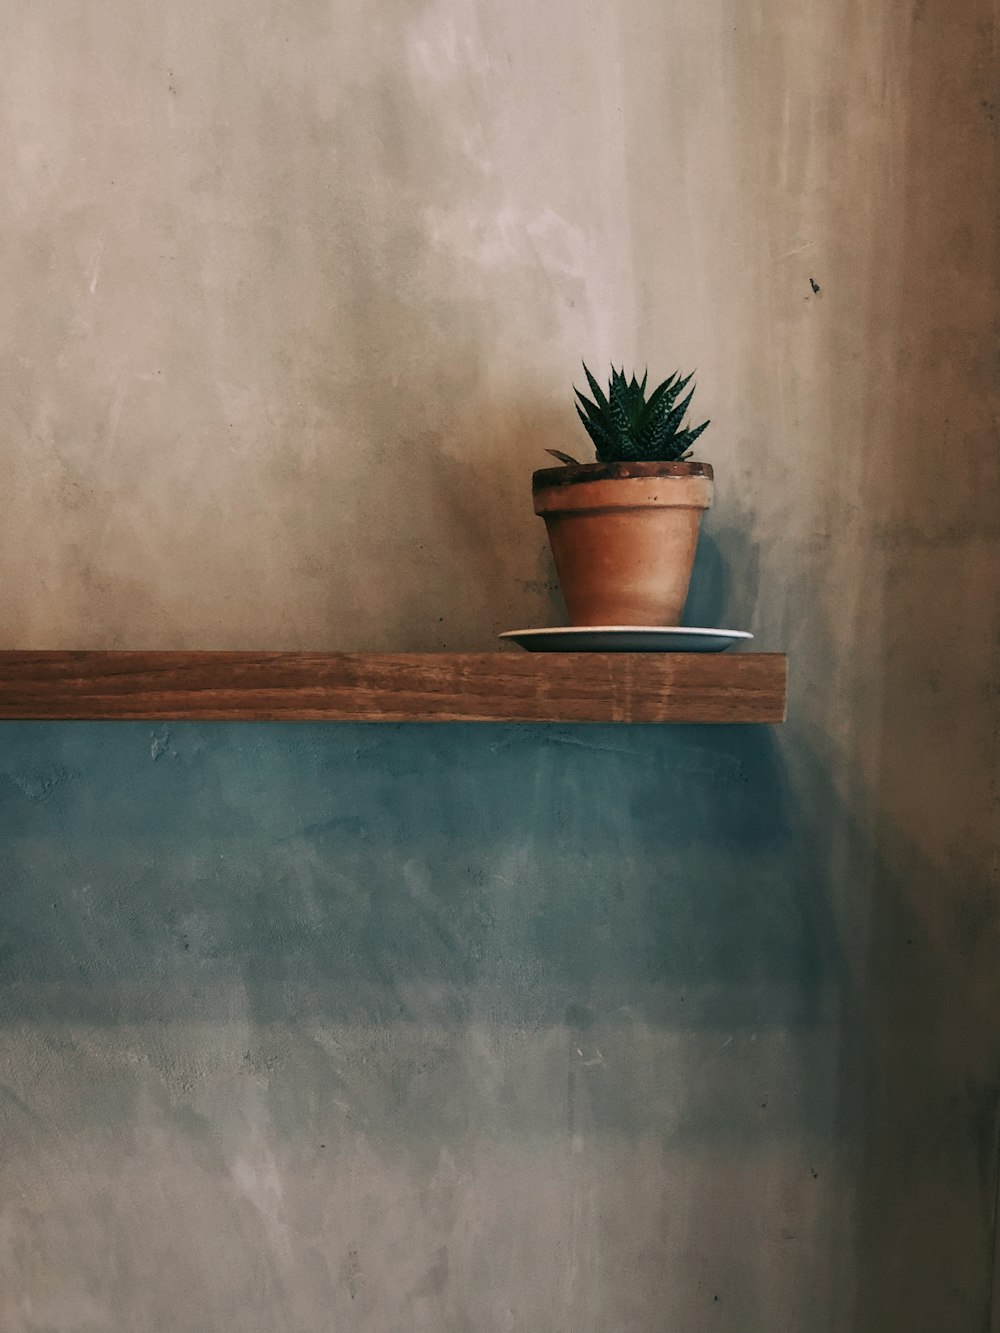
[675,419,710,451]
[661,386,696,438]
[625,375,646,426]
[582,363,612,418]
[576,406,617,460]
[636,371,682,442]
[608,374,632,437]
[574,388,606,427]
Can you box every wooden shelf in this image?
[0,651,786,724]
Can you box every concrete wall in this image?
[0,2,996,1330]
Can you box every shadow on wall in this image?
[843,5,1000,1331]
[684,525,761,634]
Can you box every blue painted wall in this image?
[1,722,826,1029]
[0,721,848,1329]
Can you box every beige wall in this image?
[0,2,996,1330]
[4,0,979,663]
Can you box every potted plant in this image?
[533,364,713,626]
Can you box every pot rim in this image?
[532,459,713,492]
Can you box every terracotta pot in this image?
[532,460,714,627]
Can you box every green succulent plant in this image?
[549,362,710,465]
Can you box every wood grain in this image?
[0,652,787,723]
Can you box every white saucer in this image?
[499,627,753,653]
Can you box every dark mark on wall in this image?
[241,1048,282,1075]
[545,734,643,757]
[809,277,821,294]
[343,1247,361,1302]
